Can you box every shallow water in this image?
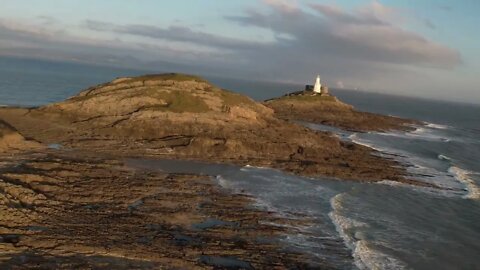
[127,156,480,270]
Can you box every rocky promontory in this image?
[0,73,415,183]
[265,92,419,132]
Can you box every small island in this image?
[265,75,419,132]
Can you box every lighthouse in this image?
[313,75,322,94]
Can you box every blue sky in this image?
[0,0,479,103]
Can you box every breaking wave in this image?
[215,175,232,189]
[436,154,480,200]
[410,128,451,142]
[438,154,452,161]
[425,122,450,129]
[348,134,386,152]
[329,193,407,270]
[448,167,480,200]
[349,129,471,196]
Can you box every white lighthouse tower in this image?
[313,75,322,94]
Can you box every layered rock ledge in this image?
[265,93,420,132]
[0,120,42,153]
[0,152,318,269]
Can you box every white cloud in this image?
[0,2,470,101]
[262,0,299,14]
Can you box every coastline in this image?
[0,72,426,185]
[264,93,421,132]
[0,150,317,269]
[0,73,436,268]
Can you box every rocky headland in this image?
[265,92,420,132]
[0,74,416,182]
[0,74,428,268]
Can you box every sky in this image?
[0,0,479,103]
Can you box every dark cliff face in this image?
[0,120,18,137]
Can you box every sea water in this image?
[2,56,480,269]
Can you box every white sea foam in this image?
[405,128,450,142]
[329,193,407,270]
[377,180,409,187]
[351,131,466,194]
[349,134,384,151]
[353,240,407,270]
[425,122,450,129]
[448,166,480,200]
[377,179,460,198]
[350,135,406,160]
[241,165,272,172]
[371,127,451,143]
[438,154,452,162]
[215,175,232,189]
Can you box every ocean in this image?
[1,56,480,269]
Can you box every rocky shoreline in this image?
[0,150,320,269]
[0,74,428,268]
[265,92,420,132]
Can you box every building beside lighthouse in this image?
[274,73,338,101]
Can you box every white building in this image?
[313,75,322,94]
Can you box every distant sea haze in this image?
[1,56,479,106]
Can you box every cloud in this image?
[36,15,57,26]
[424,19,436,29]
[262,0,299,14]
[83,20,269,52]
[228,1,460,69]
[0,1,465,99]
[0,18,237,69]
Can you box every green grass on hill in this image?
[144,91,210,113]
[218,89,254,107]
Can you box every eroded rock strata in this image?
[265,93,419,132]
[0,151,331,269]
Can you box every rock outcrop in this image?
[0,120,42,152]
[265,93,419,132]
[42,73,272,125]
[0,153,313,269]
